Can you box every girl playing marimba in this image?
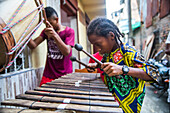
[86,17,159,113]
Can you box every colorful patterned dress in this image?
[103,43,159,113]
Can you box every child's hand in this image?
[101,62,123,76]
[44,21,59,39]
[86,63,97,72]
[45,21,53,28]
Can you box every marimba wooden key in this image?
[0,73,123,113]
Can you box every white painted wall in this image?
[70,17,79,71]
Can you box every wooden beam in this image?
[84,4,106,12]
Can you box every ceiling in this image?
[80,0,106,20]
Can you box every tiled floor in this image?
[141,85,170,113]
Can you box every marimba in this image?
[0,73,123,113]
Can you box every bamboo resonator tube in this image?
[74,44,102,66]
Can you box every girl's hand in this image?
[86,63,97,72]
[101,62,123,76]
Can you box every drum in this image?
[0,0,43,71]
[0,17,15,71]
[0,73,123,113]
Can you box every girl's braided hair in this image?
[87,17,124,46]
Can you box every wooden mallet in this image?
[74,44,102,66]
[70,56,95,71]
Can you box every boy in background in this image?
[28,7,75,86]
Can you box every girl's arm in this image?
[101,62,154,81]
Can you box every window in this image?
[0,47,31,74]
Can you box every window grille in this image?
[0,46,31,74]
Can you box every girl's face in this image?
[88,33,117,54]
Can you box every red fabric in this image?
[114,96,120,105]
[134,63,143,68]
[89,52,104,82]
[39,76,55,87]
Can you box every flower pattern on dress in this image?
[113,50,123,63]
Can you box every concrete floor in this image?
[141,85,170,113]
